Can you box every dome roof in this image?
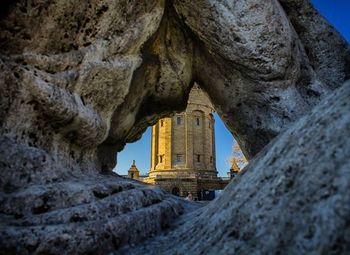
[187,83,214,111]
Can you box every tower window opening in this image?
[196,117,200,126]
[210,156,213,163]
[160,120,164,127]
[177,116,182,125]
[197,154,201,162]
[176,154,183,162]
[159,155,163,163]
[131,173,134,178]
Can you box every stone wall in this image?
[155,178,198,197]
[155,177,228,199]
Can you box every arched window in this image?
[177,116,182,125]
[176,154,183,162]
[192,110,204,127]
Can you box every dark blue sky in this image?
[114,0,350,176]
[311,0,350,43]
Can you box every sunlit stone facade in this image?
[145,84,229,199]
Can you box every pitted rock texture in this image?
[124,81,350,255]
[1,0,349,175]
[0,172,198,254]
[279,0,350,89]
[0,0,349,254]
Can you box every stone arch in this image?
[191,110,204,125]
[192,110,204,115]
[0,0,349,253]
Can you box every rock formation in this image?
[0,0,349,254]
[125,81,350,255]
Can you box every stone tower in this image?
[146,84,228,198]
[128,160,140,180]
[229,160,240,179]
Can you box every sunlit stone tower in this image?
[128,160,140,180]
[145,84,228,199]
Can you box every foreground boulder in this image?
[0,172,199,254]
[125,81,350,254]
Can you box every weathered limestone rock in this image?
[175,0,350,157]
[279,0,350,89]
[0,0,349,254]
[125,81,350,255]
[0,172,199,254]
[0,2,196,253]
[1,0,348,172]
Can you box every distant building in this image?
[143,84,231,200]
[228,159,241,179]
[121,160,149,181]
[128,160,140,180]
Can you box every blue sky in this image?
[114,0,350,176]
[311,0,350,43]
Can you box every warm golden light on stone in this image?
[144,84,230,199]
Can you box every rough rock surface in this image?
[125,81,350,255]
[0,0,349,254]
[0,172,201,254]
